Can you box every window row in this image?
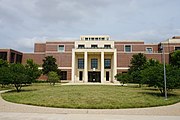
[78,44,111,49]
[78,58,111,69]
[57,44,157,53]
[83,37,109,41]
[124,45,153,53]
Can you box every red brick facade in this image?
[1,36,180,81]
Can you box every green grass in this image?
[1,83,180,109]
[0,85,13,91]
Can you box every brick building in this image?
[1,35,180,83]
[0,49,23,63]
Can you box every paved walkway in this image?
[0,113,179,120]
[0,90,180,116]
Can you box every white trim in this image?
[115,40,144,42]
[117,67,129,70]
[45,51,72,53]
[25,52,45,54]
[124,44,132,52]
[117,51,144,53]
[58,67,72,69]
[46,44,74,45]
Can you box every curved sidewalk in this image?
[0,90,180,116]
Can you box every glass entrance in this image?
[88,72,101,82]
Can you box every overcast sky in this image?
[0,0,180,52]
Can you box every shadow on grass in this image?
[6,88,38,93]
[142,87,159,91]
[140,91,178,97]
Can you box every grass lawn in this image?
[0,85,13,91]
[1,83,180,109]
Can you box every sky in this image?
[0,0,180,52]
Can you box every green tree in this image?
[0,59,11,87]
[10,63,29,92]
[0,67,12,87]
[42,56,58,75]
[0,59,8,67]
[170,50,180,67]
[25,59,41,83]
[141,64,180,94]
[48,71,60,86]
[145,59,160,67]
[115,73,132,85]
[129,53,147,85]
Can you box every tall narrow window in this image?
[58,45,65,52]
[106,71,109,81]
[78,58,84,69]
[79,71,83,81]
[60,71,67,80]
[91,58,98,69]
[10,53,15,63]
[104,59,111,69]
[125,45,132,52]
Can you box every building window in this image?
[79,71,83,81]
[175,47,180,51]
[146,47,153,53]
[91,38,94,40]
[16,54,22,63]
[78,58,84,69]
[104,45,111,49]
[85,38,88,40]
[0,52,7,61]
[104,59,111,69]
[91,45,98,48]
[106,71,109,81]
[10,52,15,63]
[61,71,67,80]
[91,58,98,69]
[78,45,85,49]
[124,45,132,52]
[58,45,65,52]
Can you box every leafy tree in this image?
[170,50,180,67]
[25,59,41,83]
[141,64,180,94]
[129,53,147,72]
[145,59,160,67]
[129,53,147,85]
[42,56,58,75]
[10,63,29,92]
[0,59,8,67]
[115,73,132,85]
[0,59,11,87]
[0,67,12,87]
[48,71,60,86]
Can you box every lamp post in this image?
[161,44,167,100]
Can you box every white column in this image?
[71,50,75,83]
[84,51,88,83]
[101,52,104,83]
[113,49,117,83]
